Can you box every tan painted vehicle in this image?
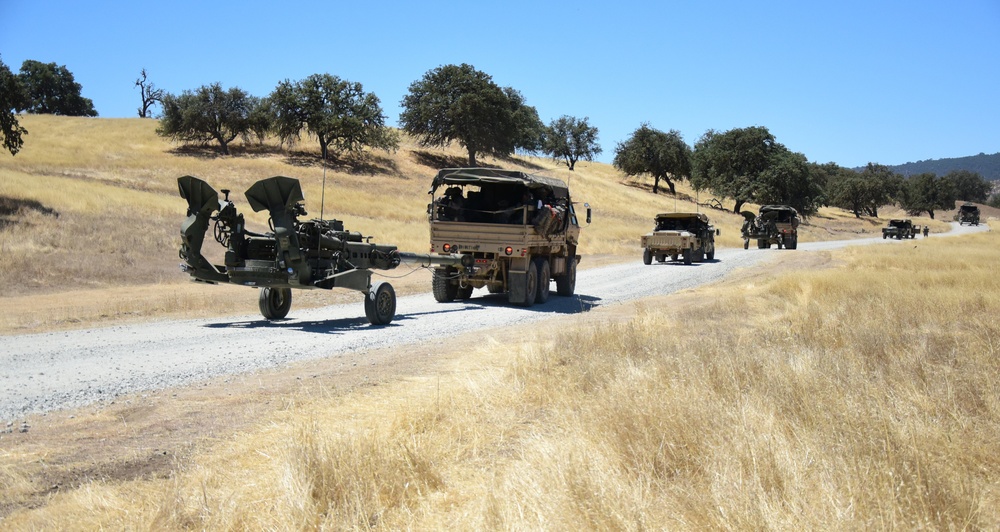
[426,168,590,307]
[741,205,800,249]
[640,212,718,265]
[882,219,916,239]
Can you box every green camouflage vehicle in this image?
[958,203,980,226]
[882,219,916,239]
[425,168,590,307]
[741,205,800,249]
[640,212,718,265]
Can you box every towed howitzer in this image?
[178,175,471,325]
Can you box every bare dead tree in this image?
[135,68,163,118]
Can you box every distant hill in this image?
[856,152,1000,181]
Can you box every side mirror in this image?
[585,203,592,224]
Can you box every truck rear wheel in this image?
[259,287,292,320]
[642,248,652,265]
[555,257,576,296]
[683,251,693,265]
[535,257,550,304]
[457,284,474,300]
[432,267,457,302]
[786,237,797,250]
[364,282,396,325]
[758,239,769,249]
[706,243,715,261]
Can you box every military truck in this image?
[426,168,590,307]
[640,212,718,265]
[741,205,800,249]
[958,203,981,226]
[882,219,917,239]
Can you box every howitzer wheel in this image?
[365,282,396,325]
[259,287,292,320]
[555,257,576,296]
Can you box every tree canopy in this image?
[17,60,97,116]
[270,73,398,161]
[942,170,990,203]
[899,172,954,219]
[0,57,28,156]
[399,63,540,166]
[157,83,253,155]
[612,124,690,194]
[544,116,601,171]
[690,126,785,213]
[826,163,903,218]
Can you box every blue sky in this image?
[2,0,997,167]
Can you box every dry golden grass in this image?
[4,228,996,530]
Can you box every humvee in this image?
[958,203,980,226]
[640,212,718,265]
[426,168,590,307]
[882,219,916,239]
[741,205,800,249]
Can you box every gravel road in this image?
[1,222,987,421]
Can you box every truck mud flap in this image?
[507,271,528,304]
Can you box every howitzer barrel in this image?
[398,252,472,269]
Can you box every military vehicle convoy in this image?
[958,203,981,226]
[640,212,718,265]
[178,175,470,325]
[425,168,590,307]
[882,219,917,239]
[741,205,800,249]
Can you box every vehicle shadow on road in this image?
[202,305,476,333]
[444,293,603,314]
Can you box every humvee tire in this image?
[758,239,769,249]
[706,242,715,261]
[534,257,550,304]
[432,267,458,302]
[555,257,576,296]
[643,248,652,265]
[683,251,693,265]
[364,282,396,325]
[259,287,292,320]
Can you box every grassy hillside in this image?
[0,116,954,333]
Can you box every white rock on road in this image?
[0,222,987,420]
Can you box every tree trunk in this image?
[733,200,745,213]
[929,210,935,220]
[652,176,659,194]
[568,158,576,171]
[467,147,477,167]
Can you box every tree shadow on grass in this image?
[620,179,693,202]
[0,196,60,229]
[283,151,400,177]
